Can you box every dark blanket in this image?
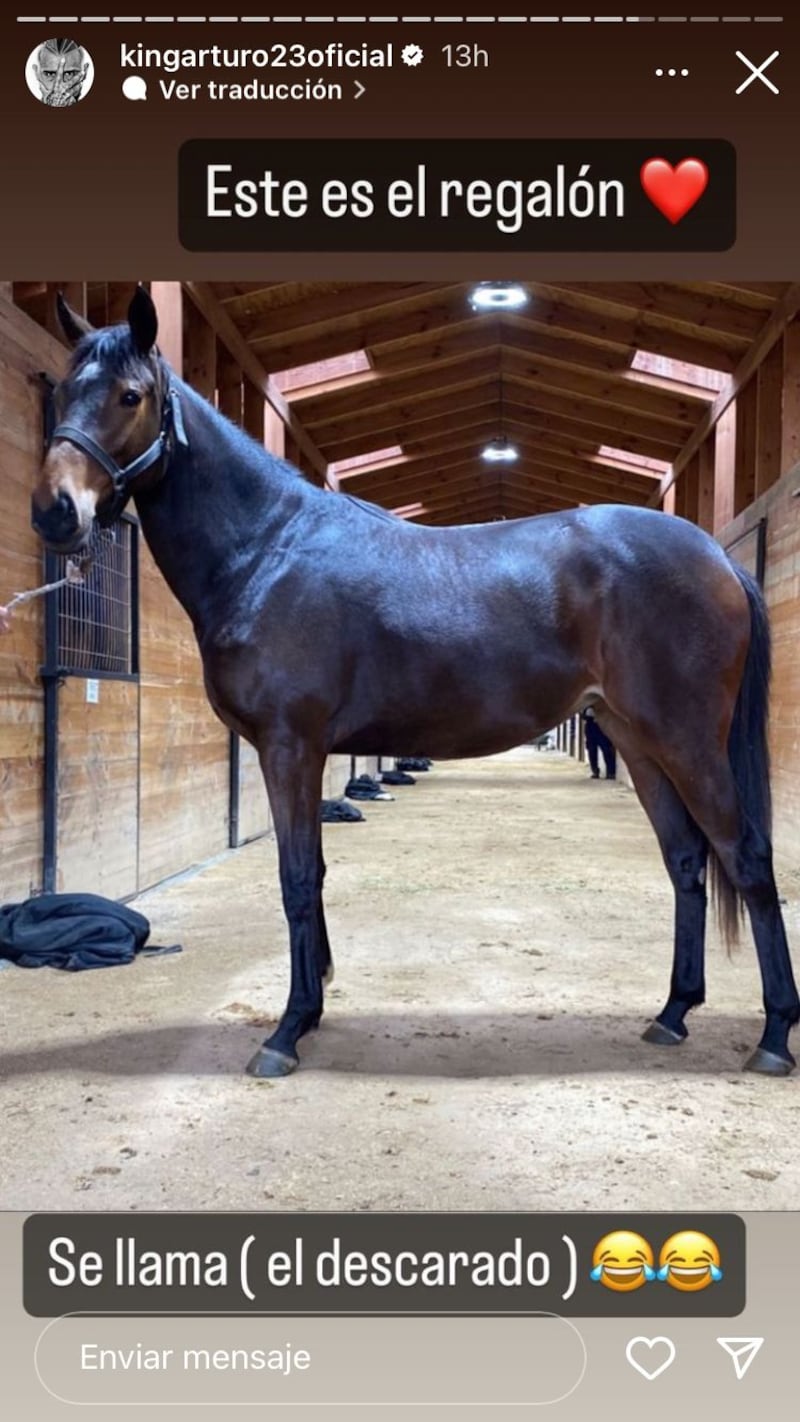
[0,893,180,971]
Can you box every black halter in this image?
[50,382,189,527]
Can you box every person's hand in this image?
[0,606,12,634]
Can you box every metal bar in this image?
[229,732,241,849]
[41,547,61,895]
[129,515,140,675]
[56,667,140,683]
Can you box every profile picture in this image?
[25,37,94,108]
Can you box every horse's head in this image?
[32,286,167,552]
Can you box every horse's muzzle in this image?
[30,491,85,551]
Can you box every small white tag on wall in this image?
[85,679,99,705]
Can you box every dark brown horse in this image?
[31,289,800,1078]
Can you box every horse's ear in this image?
[57,293,94,347]
[127,285,158,356]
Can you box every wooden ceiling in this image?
[209,280,789,526]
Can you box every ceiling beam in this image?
[318,405,503,464]
[353,444,651,507]
[508,305,744,373]
[653,283,800,506]
[505,468,645,507]
[502,348,704,426]
[248,284,467,367]
[247,278,749,373]
[503,396,681,453]
[502,396,683,457]
[395,419,510,462]
[532,282,773,342]
[356,453,646,512]
[229,282,448,343]
[337,445,486,486]
[296,350,499,428]
[355,462,494,505]
[315,392,500,457]
[490,441,655,496]
[182,282,328,481]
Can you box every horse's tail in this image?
[710,561,772,948]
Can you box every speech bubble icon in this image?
[122,75,147,101]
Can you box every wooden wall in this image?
[0,297,67,902]
[667,310,800,538]
[55,679,139,900]
[716,465,800,863]
[664,309,800,866]
[768,479,800,862]
[137,544,231,888]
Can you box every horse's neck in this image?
[134,382,310,634]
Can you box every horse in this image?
[31,287,800,1079]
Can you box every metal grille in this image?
[53,520,137,676]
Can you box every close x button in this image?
[735,50,780,96]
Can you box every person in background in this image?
[582,705,616,780]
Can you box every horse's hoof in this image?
[743,1047,795,1077]
[642,1020,685,1047]
[246,1047,298,1079]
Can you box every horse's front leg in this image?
[246,738,327,1078]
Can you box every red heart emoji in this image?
[640,157,709,224]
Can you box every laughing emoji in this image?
[657,1231,722,1291]
[590,1231,655,1291]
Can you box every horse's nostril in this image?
[31,491,80,542]
[55,492,78,531]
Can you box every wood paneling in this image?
[782,316,800,477]
[0,297,68,900]
[55,679,138,899]
[734,377,758,515]
[236,740,270,844]
[714,404,737,534]
[697,436,715,533]
[755,339,784,496]
[682,451,700,525]
[137,542,230,888]
[150,283,183,371]
[719,465,800,864]
[184,295,217,400]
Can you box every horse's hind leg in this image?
[603,706,799,1074]
[595,716,709,1047]
[673,770,798,1074]
[635,765,709,1047]
[737,835,799,1073]
[246,738,328,1078]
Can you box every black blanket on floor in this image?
[0,893,180,971]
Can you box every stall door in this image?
[47,519,140,898]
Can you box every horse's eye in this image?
[121,390,142,408]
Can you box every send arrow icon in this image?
[717,1338,764,1380]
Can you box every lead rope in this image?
[0,557,90,630]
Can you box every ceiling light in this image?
[481,436,519,464]
[469,282,529,312]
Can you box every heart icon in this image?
[640,157,709,224]
[626,1336,677,1381]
